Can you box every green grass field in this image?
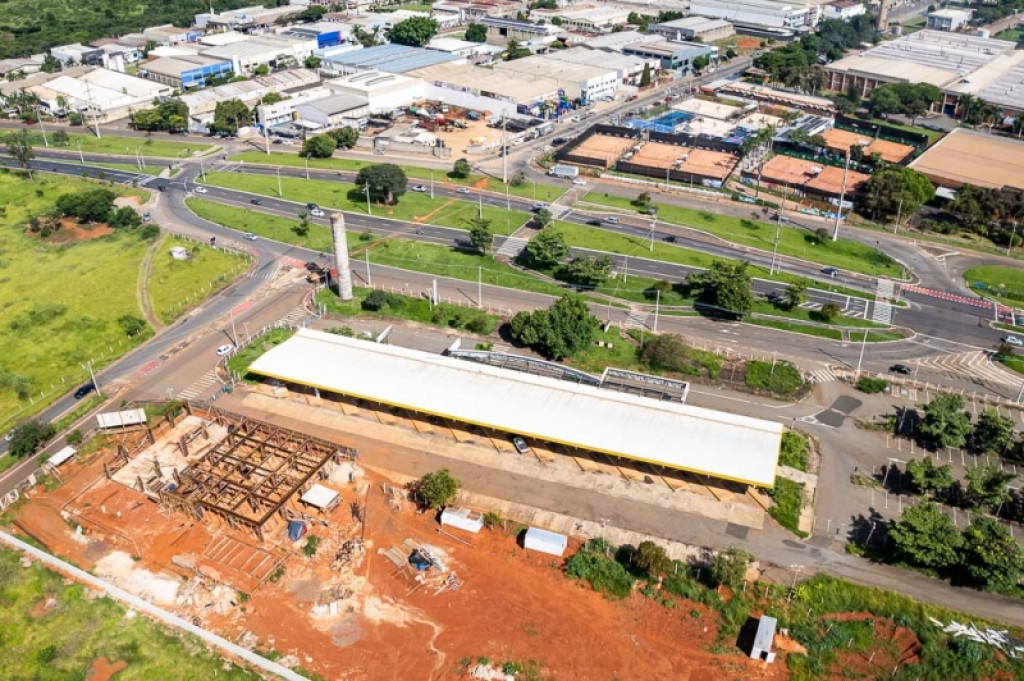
[964,266,1024,307]
[0,171,158,428]
[89,162,161,176]
[578,193,901,277]
[147,235,249,324]
[228,150,567,202]
[202,171,533,232]
[188,198,337,252]
[0,547,260,680]
[996,28,1023,42]
[20,132,211,158]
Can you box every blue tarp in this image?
[288,520,307,542]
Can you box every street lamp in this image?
[364,184,372,215]
[787,564,804,604]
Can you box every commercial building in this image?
[255,86,333,127]
[531,4,634,32]
[926,8,973,31]
[580,30,663,52]
[649,17,736,43]
[320,43,460,76]
[822,0,866,21]
[177,68,320,123]
[425,37,494,59]
[143,55,234,90]
[825,30,1023,115]
[248,329,784,487]
[479,17,563,46]
[91,41,143,71]
[909,128,1024,191]
[276,21,350,48]
[294,93,370,130]
[324,70,426,114]
[50,43,104,67]
[27,68,171,122]
[200,35,316,75]
[408,61,561,117]
[142,24,202,46]
[492,54,619,102]
[622,39,713,75]
[712,80,837,114]
[547,47,657,85]
[687,0,817,36]
[194,4,306,31]
[0,58,42,78]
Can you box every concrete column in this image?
[330,212,354,302]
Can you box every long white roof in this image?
[249,329,782,486]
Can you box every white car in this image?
[572,178,586,186]
[215,344,234,356]
[1003,335,1023,346]
[194,186,208,194]
[243,232,257,241]
[310,208,325,217]
[411,185,427,192]
[456,187,471,194]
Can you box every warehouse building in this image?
[687,0,818,36]
[276,21,351,49]
[200,34,316,75]
[580,30,664,52]
[547,47,658,85]
[649,17,736,43]
[195,4,306,31]
[622,39,713,75]
[408,61,561,117]
[143,55,234,90]
[249,329,784,488]
[294,93,370,130]
[324,70,426,114]
[531,4,634,32]
[492,54,620,102]
[479,16,563,46]
[178,68,319,123]
[51,43,104,67]
[142,24,202,46]
[27,68,171,122]
[822,0,866,21]
[320,43,460,76]
[926,8,972,31]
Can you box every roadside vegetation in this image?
[17,131,209,158]
[768,477,806,536]
[226,328,295,380]
[0,547,261,680]
[147,235,249,324]
[964,265,1024,308]
[0,172,157,428]
[779,431,810,471]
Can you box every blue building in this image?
[143,55,234,90]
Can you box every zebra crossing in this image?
[249,261,279,280]
[279,304,314,328]
[177,369,221,400]
[911,350,1019,387]
[623,310,650,329]
[495,236,530,259]
[871,300,893,326]
[806,364,841,384]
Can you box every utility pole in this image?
[654,288,660,332]
[38,115,49,147]
[200,156,206,181]
[230,312,239,347]
[76,139,85,165]
[478,266,483,309]
[769,224,781,275]
[501,115,508,185]
[429,170,434,199]
[478,195,483,220]
[276,168,282,197]
[832,147,851,242]
[1007,221,1019,257]
[364,185,372,215]
[649,218,655,252]
[260,105,270,155]
[85,80,101,139]
[893,198,903,234]
[82,360,101,397]
[855,329,869,377]
[365,250,372,287]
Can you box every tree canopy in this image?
[959,516,1024,591]
[508,294,599,360]
[971,407,1016,455]
[465,23,487,43]
[5,129,34,176]
[710,545,754,589]
[523,228,569,267]
[556,255,612,288]
[328,126,359,150]
[854,166,935,223]
[210,99,252,135]
[904,457,954,498]
[414,469,461,509]
[918,393,972,450]
[131,99,188,133]
[686,260,753,317]
[888,502,962,570]
[55,188,117,223]
[466,216,493,253]
[451,158,472,179]
[868,83,941,122]
[7,419,56,459]
[388,17,438,47]
[355,164,408,204]
[300,134,337,159]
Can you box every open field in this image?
[0,548,261,680]
[997,28,1024,42]
[227,151,566,201]
[965,265,1024,307]
[19,132,211,158]
[0,172,156,427]
[147,235,249,324]
[909,128,1024,191]
[577,193,901,277]
[202,171,533,233]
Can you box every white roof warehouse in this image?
[249,329,783,487]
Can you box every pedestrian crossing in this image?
[806,365,841,384]
[623,310,649,329]
[911,350,1019,387]
[495,236,529,259]
[871,300,893,326]
[279,305,314,328]
[177,369,221,400]
[249,261,279,280]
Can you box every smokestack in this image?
[330,212,354,301]
[877,0,890,35]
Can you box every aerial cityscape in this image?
[2,0,1024,678]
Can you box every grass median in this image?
[22,132,210,158]
[228,150,567,201]
[965,265,1024,308]
[202,171,533,232]
[578,192,901,277]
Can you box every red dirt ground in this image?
[88,658,127,681]
[27,218,115,245]
[823,612,922,678]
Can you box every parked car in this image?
[243,232,258,240]
[142,211,151,222]
[572,178,586,186]
[767,290,785,303]
[889,364,913,375]
[552,137,567,146]
[822,267,839,277]
[1002,335,1023,346]
[193,186,207,194]
[216,344,234,357]
[532,202,549,211]
[73,382,96,399]
[310,208,325,218]
[456,187,470,194]
[250,198,262,205]
[662,235,677,243]
[512,436,530,455]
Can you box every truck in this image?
[548,164,579,180]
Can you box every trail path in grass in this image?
[137,235,166,331]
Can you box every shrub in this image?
[633,541,671,577]
[414,469,461,509]
[710,545,754,589]
[565,547,635,599]
[745,360,806,395]
[65,430,83,446]
[857,376,889,393]
[778,430,809,471]
[302,535,320,558]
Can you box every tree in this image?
[639,62,652,87]
[534,208,553,228]
[523,228,568,267]
[869,86,904,120]
[52,129,69,146]
[304,55,321,69]
[294,211,311,237]
[888,502,962,570]
[388,17,438,47]
[691,55,711,74]
[959,516,1024,590]
[465,22,487,43]
[117,315,147,337]
[108,206,141,229]
[965,464,1015,512]
[7,419,56,459]
[508,294,599,360]
[633,541,671,577]
[919,393,972,450]
[556,254,612,288]
[710,545,754,589]
[328,126,359,150]
[905,457,954,497]
[68,112,85,126]
[817,302,840,322]
[40,53,61,73]
[686,260,753,317]
[971,407,1015,455]
[855,166,935,222]
[783,280,807,310]
[467,216,493,253]
[300,134,337,159]
[56,188,116,223]
[414,469,461,509]
[211,98,252,135]
[252,64,270,77]
[505,38,531,61]
[451,158,472,179]
[355,164,408,204]
[5,129,34,177]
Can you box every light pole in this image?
[81,360,101,397]
[893,198,903,234]
[230,312,239,347]
[276,167,283,197]
[76,139,84,165]
[430,170,434,199]
[769,224,781,275]
[364,185,372,215]
[649,218,655,252]
[854,328,869,377]
[787,564,804,604]
[1007,221,1019,257]
[305,155,310,181]
[832,147,850,242]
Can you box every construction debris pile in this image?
[379,538,463,597]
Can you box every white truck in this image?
[548,164,579,180]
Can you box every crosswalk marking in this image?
[871,300,893,326]
[279,305,313,328]
[495,236,529,259]
[912,350,1019,387]
[177,369,221,400]
[250,262,279,280]
[623,310,649,329]
[806,365,840,384]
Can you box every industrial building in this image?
[649,17,736,43]
[479,16,563,46]
[27,68,172,122]
[248,329,783,488]
[909,128,1024,192]
[201,34,316,75]
[294,93,370,130]
[50,43,104,67]
[492,54,620,102]
[143,55,234,90]
[530,4,634,32]
[324,71,426,115]
[408,61,561,117]
[687,0,818,36]
[320,43,460,76]
[822,0,866,21]
[580,30,664,52]
[710,80,837,115]
[142,24,202,46]
[177,68,319,127]
[825,30,1024,115]
[926,8,973,31]
[194,4,306,31]
[546,47,658,85]
[622,39,713,75]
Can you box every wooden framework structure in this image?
[158,414,355,540]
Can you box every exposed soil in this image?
[88,658,127,681]
[734,36,764,52]
[27,217,115,244]
[823,612,922,678]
